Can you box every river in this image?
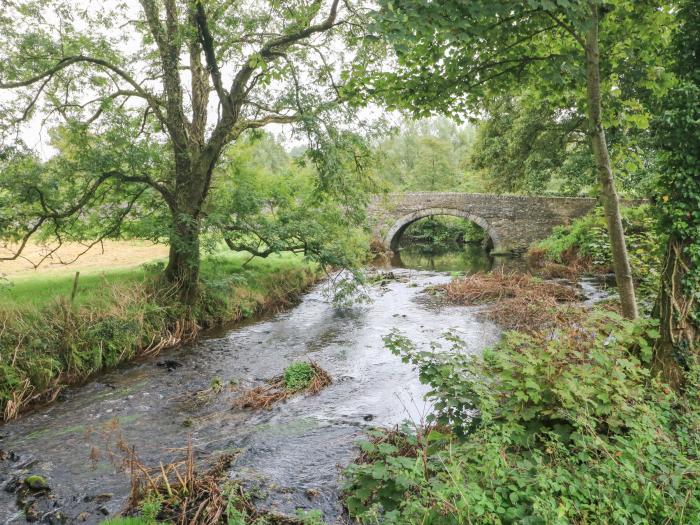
[1,242,613,525]
[0,246,507,524]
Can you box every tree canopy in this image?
[348,0,676,319]
[0,0,371,302]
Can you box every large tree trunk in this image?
[654,236,699,388]
[584,4,638,320]
[165,208,201,305]
[164,161,209,305]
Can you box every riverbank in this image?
[344,269,700,524]
[0,267,499,524]
[526,205,661,309]
[0,252,319,421]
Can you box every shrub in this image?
[531,205,663,312]
[344,313,700,524]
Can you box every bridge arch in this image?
[384,207,501,252]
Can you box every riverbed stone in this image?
[23,475,49,491]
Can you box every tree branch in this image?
[228,0,341,111]
[0,55,167,127]
[543,11,586,49]
[229,113,299,140]
[139,0,189,146]
[193,2,231,113]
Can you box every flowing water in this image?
[0,245,610,524]
[0,259,502,524]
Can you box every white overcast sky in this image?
[1,0,415,159]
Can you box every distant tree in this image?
[206,131,373,270]
[470,95,594,195]
[0,0,367,304]
[374,117,480,192]
[351,0,675,319]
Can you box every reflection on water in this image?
[392,244,492,273]
[391,243,527,274]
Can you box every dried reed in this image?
[235,362,331,410]
[440,271,585,333]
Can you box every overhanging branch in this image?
[0,170,173,262]
[0,55,167,127]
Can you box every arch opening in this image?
[385,208,500,253]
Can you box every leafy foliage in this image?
[206,131,372,272]
[351,0,673,127]
[652,0,700,328]
[534,206,663,306]
[373,117,484,192]
[400,217,485,254]
[284,362,315,391]
[470,95,595,196]
[345,314,700,524]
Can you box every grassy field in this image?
[0,240,169,277]
[0,243,319,420]
[0,240,168,307]
[0,241,312,308]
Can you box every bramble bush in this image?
[344,312,700,524]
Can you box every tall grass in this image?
[0,252,318,420]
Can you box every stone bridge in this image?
[368,192,602,255]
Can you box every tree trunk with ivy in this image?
[651,1,700,386]
[654,236,698,387]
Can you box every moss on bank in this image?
[0,252,319,421]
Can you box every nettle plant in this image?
[345,313,700,524]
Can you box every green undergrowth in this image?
[400,216,486,253]
[344,311,700,524]
[102,519,151,525]
[0,252,318,420]
[530,204,663,307]
[284,361,315,391]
